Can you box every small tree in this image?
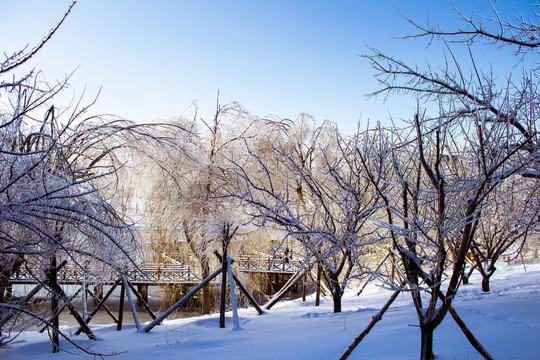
[467,176,540,291]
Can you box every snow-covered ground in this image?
[3,262,540,360]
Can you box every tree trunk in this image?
[333,288,342,313]
[315,265,321,307]
[219,248,228,328]
[481,276,490,292]
[329,272,342,313]
[420,325,435,360]
[201,262,210,315]
[463,263,477,285]
[0,256,23,304]
[117,282,125,331]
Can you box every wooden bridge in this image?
[8,254,302,286]
[0,251,308,347]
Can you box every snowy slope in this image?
[2,262,539,360]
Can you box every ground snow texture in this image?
[2,262,539,359]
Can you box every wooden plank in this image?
[117,281,125,331]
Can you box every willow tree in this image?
[228,115,383,312]
[144,101,255,314]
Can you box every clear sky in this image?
[2,1,536,135]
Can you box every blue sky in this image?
[2,1,536,135]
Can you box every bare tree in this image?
[355,5,539,358]
[357,107,527,359]
[228,115,383,312]
[0,1,190,348]
[366,3,539,179]
[144,100,255,314]
[466,175,540,291]
[398,3,539,60]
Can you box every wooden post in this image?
[81,279,87,319]
[117,279,125,331]
[0,261,66,330]
[122,275,141,330]
[40,287,83,333]
[219,243,228,328]
[301,274,306,302]
[0,260,95,342]
[86,286,119,323]
[0,283,42,329]
[356,253,390,296]
[227,255,240,329]
[233,271,264,315]
[213,251,263,315]
[340,283,404,360]
[95,284,104,301]
[48,278,96,340]
[264,269,306,310]
[137,284,149,303]
[390,248,396,281]
[218,222,237,329]
[50,256,60,353]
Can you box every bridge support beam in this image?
[144,267,222,333]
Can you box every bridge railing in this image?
[9,264,100,285]
[131,263,202,284]
[235,255,302,274]
[9,255,302,285]
[8,263,203,285]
